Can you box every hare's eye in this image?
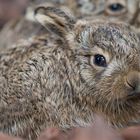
[109,3,124,12]
[105,2,126,16]
[94,54,107,67]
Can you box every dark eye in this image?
[109,3,124,12]
[94,54,107,67]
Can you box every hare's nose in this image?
[126,71,140,96]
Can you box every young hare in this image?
[66,0,140,23]
[0,6,140,140]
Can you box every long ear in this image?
[34,6,76,37]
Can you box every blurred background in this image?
[0,0,29,29]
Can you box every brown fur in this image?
[0,6,140,140]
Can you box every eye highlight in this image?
[105,0,126,16]
[94,54,107,67]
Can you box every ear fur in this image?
[34,6,76,37]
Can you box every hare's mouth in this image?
[127,121,140,126]
[125,79,140,99]
[127,91,140,100]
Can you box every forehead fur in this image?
[80,22,140,55]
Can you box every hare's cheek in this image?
[99,76,129,100]
[91,75,126,101]
[111,78,130,99]
[80,64,97,85]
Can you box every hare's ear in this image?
[34,6,76,37]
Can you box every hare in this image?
[65,0,140,24]
[0,5,140,140]
[0,0,140,51]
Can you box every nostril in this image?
[126,71,140,94]
[126,80,135,90]
[126,81,140,98]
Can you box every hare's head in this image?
[66,0,139,26]
[35,6,140,127]
[104,0,139,24]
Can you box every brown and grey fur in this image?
[0,6,140,140]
